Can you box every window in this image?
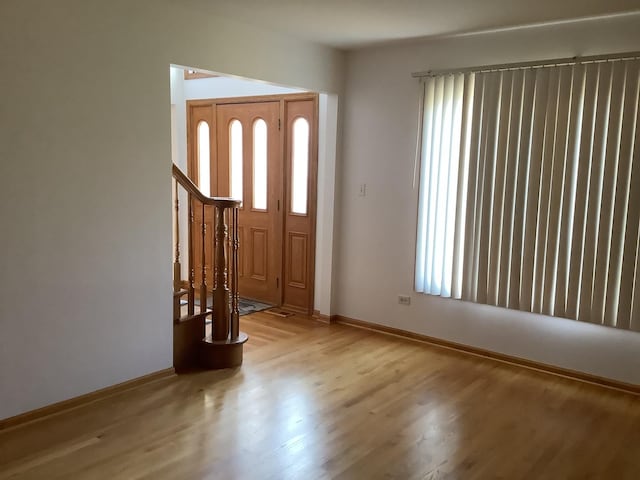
[416,74,468,299]
[415,55,640,331]
[291,117,310,214]
[230,120,243,201]
[197,121,210,197]
[253,119,268,210]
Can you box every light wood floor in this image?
[1,312,639,479]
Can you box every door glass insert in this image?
[291,117,309,214]
[197,121,210,196]
[230,119,243,201]
[253,119,268,210]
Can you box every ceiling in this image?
[182,0,640,49]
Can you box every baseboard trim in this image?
[312,309,335,324]
[0,368,176,431]
[334,315,639,396]
[282,303,311,316]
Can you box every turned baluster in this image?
[172,180,182,322]
[173,179,182,292]
[213,204,230,341]
[200,203,207,313]
[230,207,240,340]
[187,194,195,316]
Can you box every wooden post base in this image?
[198,332,249,369]
[173,317,206,371]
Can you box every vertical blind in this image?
[415,56,640,331]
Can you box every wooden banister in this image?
[171,163,247,371]
[172,164,241,209]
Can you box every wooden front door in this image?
[216,102,282,305]
[188,93,318,313]
[282,98,317,313]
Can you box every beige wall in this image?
[0,0,344,420]
[337,13,640,384]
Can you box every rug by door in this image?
[182,296,272,316]
[237,298,273,316]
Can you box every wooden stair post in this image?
[171,164,247,371]
[199,201,248,369]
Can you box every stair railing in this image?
[171,164,242,346]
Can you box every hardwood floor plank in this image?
[1,312,639,479]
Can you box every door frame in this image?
[186,92,319,314]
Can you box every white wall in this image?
[183,75,306,100]
[338,13,640,384]
[0,0,344,420]
[170,67,188,171]
[315,94,340,315]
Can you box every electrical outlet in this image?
[398,295,411,305]
[359,184,367,196]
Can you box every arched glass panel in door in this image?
[229,119,243,201]
[291,117,309,214]
[253,119,268,210]
[197,121,211,196]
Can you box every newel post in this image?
[213,204,230,341]
[199,200,247,369]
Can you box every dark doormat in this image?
[237,298,273,316]
[182,296,272,316]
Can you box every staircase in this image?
[172,164,248,370]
